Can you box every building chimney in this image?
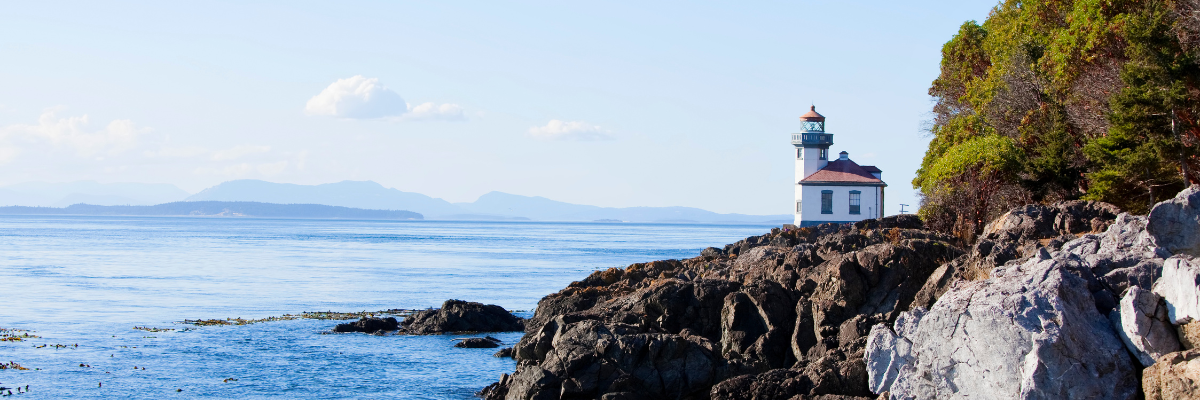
[839,151,848,160]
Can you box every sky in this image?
[0,1,997,215]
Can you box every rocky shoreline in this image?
[477,187,1200,399]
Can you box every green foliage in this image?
[918,0,1200,236]
[923,135,1022,187]
[1082,0,1200,213]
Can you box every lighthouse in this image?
[792,106,887,227]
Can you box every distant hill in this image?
[0,181,189,207]
[0,179,791,223]
[0,201,422,220]
[457,191,792,223]
[186,180,790,223]
[185,180,461,216]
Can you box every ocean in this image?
[0,215,772,398]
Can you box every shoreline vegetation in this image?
[914,0,1200,242]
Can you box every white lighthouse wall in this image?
[794,184,882,226]
[800,147,825,178]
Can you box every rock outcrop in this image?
[332,316,399,333]
[482,216,963,400]
[911,201,1121,310]
[402,300,524,334]
[479,186,1200,400]
[1143,349,1200,400]
[866,253,1140,399]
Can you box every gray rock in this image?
[1110,286,1180,366]
[912,201,1121,312]
[864,312,918,395]
[1059,215,1165,296]
[1148,185,1200,257]
[865,254,1139,399]
[1153,256,1200,324]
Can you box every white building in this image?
[792,106,886,227]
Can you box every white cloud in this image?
[2,111,148,158]
[403,102,466,121]
[305,76,467,122]
[305,75,407,119]
[211,145,271,161]
[528,120,612,141]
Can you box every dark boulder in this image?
[493,347,514,357]
[455,336,501,348]
[331,317,398,333]
[402,300,524,334]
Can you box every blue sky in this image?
[0,1,995,215]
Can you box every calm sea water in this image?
[0,216,772,399]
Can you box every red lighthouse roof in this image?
[800,106,825,122]
[800,158,885,185]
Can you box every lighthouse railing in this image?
[791,133,833,145]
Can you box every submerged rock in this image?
[402,300,523,334]
[865,254,1139,399]
[332,317,399,333]
[455,337,502,348]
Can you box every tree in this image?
[916,0,1200,235]
[1083,0,1200,213]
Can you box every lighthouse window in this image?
[820,190,833,214]
[796,200,802,213]
[797,148,803,159]
[819,149,828,160]
[849,191,861,214]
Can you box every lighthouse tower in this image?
[792,106,887,226]
[794,106,832,188]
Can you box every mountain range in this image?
[0,180,791,223]
[0,202,422,220]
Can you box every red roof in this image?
[801,159,885,184]
[800,106,825,121]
